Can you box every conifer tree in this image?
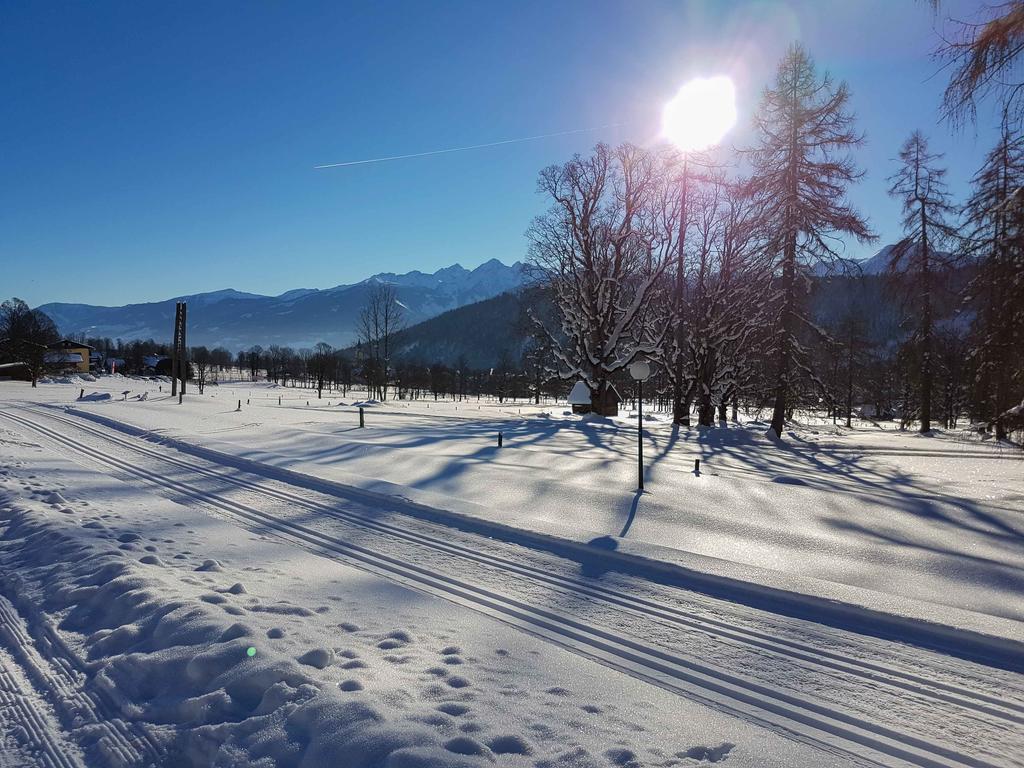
[962,127,1024,438]
[886,130,959,433]
[746,44,873,439]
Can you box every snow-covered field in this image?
[1,376,1022,767]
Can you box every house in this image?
[0,362,33,382]
[568,380,622,417]
[143,355,165,371]
[46,339,93,374]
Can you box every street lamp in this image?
[661,75,737,425]
[629,359,651,491]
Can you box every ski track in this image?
[1,403,1022,768]
[0,633,83,768]
[0,589,161,768]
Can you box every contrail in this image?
[313,123,624,169]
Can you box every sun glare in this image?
[661,75,737,152]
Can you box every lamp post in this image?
[629,359,651,491]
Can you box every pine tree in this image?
[962,127,1024,438]
[746,44,873,439]
[886,131,959,433]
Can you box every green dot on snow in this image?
[247,647,257,657]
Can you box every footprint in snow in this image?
[445,737,491,757]
[676,743,735,763]
[436,702,470,716]
[266,628,286,639]
[297,648,333,669]
[195,559,223,572]
[219,623,253,642]
[545,686,571,697]
[338,679,363,692]
[488,735,533,756]
[338,622,360,633]
[604,748,638,767]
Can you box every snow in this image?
[1,377,1023,766]
[0,414,827,767]
[23,378,1020,631]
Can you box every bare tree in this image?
[0,299,59,387]
[527,143,673,411]
[311,342,333,398]
[746,44,874,439]
[886,130,960,433]
[358,283,405,400]
[191,346,212,393]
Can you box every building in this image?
[0,362,33,382]
[45,339,94,374]
[567,380,622,417]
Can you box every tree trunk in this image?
[919,203,933,433]
[770,234,797,438]
[672,156,690,426]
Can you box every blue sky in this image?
[1,0,1002,307]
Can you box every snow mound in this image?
[80,392,112,402]
[0,507,514,768]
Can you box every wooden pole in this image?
[180,302,187,395]
[170,302,180,397]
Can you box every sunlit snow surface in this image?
[0,376,1022,766]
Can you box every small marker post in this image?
[694,459,700,475]
[359,407,365,428]
[237,399,242,412]
[79,388,84,399]
[497,432,503,448]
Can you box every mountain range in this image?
[36,245,928,354]
[38,260,529,350]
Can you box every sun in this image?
[661,76,737,152]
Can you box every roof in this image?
[44,352,84,364]
[48,339,95,350]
